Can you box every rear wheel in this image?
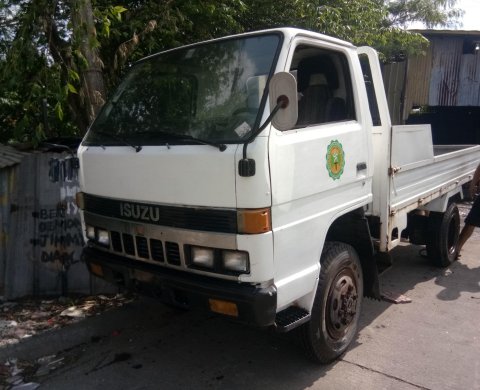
[426,203,460,267]
[300,242,363,363]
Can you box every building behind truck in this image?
[76,28,480,364]
[383,29,480,144]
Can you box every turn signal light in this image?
[237,208,271,234]
[209,299,239,317]
[89,263,104,277]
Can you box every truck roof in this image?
[276,27,356,48]
[138,27,356,64]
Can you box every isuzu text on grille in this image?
[120,202,160,222]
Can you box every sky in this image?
[457,0,480,30]
[407,0,480,30]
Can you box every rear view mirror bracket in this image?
[238,72,298,177]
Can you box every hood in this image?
[78,144,238,208]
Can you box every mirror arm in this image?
[239,96,289,177]
[242,95,289,158]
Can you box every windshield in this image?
[83,33,281,147]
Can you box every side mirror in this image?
[269,72,298,131]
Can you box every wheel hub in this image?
[326,271,358,340]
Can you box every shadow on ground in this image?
[2,220,480,389]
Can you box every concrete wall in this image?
[2,152,113,299]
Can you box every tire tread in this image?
[299,241,362,363]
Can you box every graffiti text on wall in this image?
[31,207,84,269]
[49,157,79,183]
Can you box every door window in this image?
[290,45,356,127]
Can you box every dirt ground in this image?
[1,201,479,389]
[0,294,136,389]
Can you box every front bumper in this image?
[82,247,277,327]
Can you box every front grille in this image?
[122,233,135,255]
[136,236,149,259]
[111,231,123,252]
[83,193,237,233]
[98,230,178,267]
[166,242,181,265]
[150,239,164,262]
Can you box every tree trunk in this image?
[72,0,106,131]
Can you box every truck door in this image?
[269,39,373,309]
[357,46,393,252]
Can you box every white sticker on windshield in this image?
[234,122,252,137]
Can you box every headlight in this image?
[97,229,110,247]
[191,246,215,268]
[86,225,95,240]
[222,251,249,273]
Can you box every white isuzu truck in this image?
[76,28,480,363]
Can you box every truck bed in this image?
[382,124,480,250]
[390,144,480,215]
[433,145,472,156]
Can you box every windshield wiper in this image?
[138,131,227,152]
[92,130,143,153]
[177,134,227,152]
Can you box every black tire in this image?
[299,242,363,363]
[426,203,460,267]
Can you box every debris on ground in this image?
[0,358,39,390]
[457,201,472,219]
[0,294,136,388]
[0,294,135,350]
[442,269,453,277]
[381,291,412,304]
[0,353,72,389]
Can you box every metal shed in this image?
[0,145,28,296]
[383,30,480,144]
[0,146,113,299]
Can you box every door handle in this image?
[357,162,367,171]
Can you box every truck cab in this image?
[77,28,480,363]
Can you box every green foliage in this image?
[0,0,462,145]
[241,0,438,59]
[388,0,463,28]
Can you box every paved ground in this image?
[1,208,480,389]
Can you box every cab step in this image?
[274,306,310,332]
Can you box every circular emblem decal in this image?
[326,140,345,180]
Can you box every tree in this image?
[0,0,463,145]
[72,0,107,123]
[241,0,462,57]
[388,0,463,28]
[0,0,248,144]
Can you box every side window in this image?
[359,54,381,126]
[290,45,356,127]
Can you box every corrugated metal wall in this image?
[0,146,26,295]
[383,61,407,125]
[383,32,480,123]
[429,37,463,106]
[458,50,480,106]
[2,152,113,299]
[0,166,18,294]
[404,46,434,119]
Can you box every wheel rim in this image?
[326,266,359,340]
[447,216,459,255]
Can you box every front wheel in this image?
[300,242,363,363]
